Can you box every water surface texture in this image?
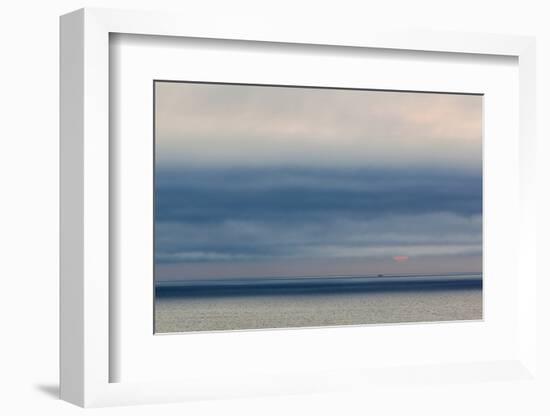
[155,274,482,333]
[155,288,482,333]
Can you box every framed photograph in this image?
[60,8,538,407]
[152,81,483,334]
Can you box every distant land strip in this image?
[155,274,482,298]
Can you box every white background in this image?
[1,1,549,415]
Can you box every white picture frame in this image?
[60,7,537,408]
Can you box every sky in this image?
[154,81,482,281]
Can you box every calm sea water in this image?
[154,276,482,333]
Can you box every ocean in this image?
[154,274,482,333]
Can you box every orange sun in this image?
[393,255,409,263]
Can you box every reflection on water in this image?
[155,287,482,333]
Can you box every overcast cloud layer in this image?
[154,82,482,281]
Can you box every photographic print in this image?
[154,81,482,333]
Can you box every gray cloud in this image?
[155,82,482,170]
[154,83,482,280]
[156,215,481,263]
[155,167,482,225]
[155,167,482,272]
